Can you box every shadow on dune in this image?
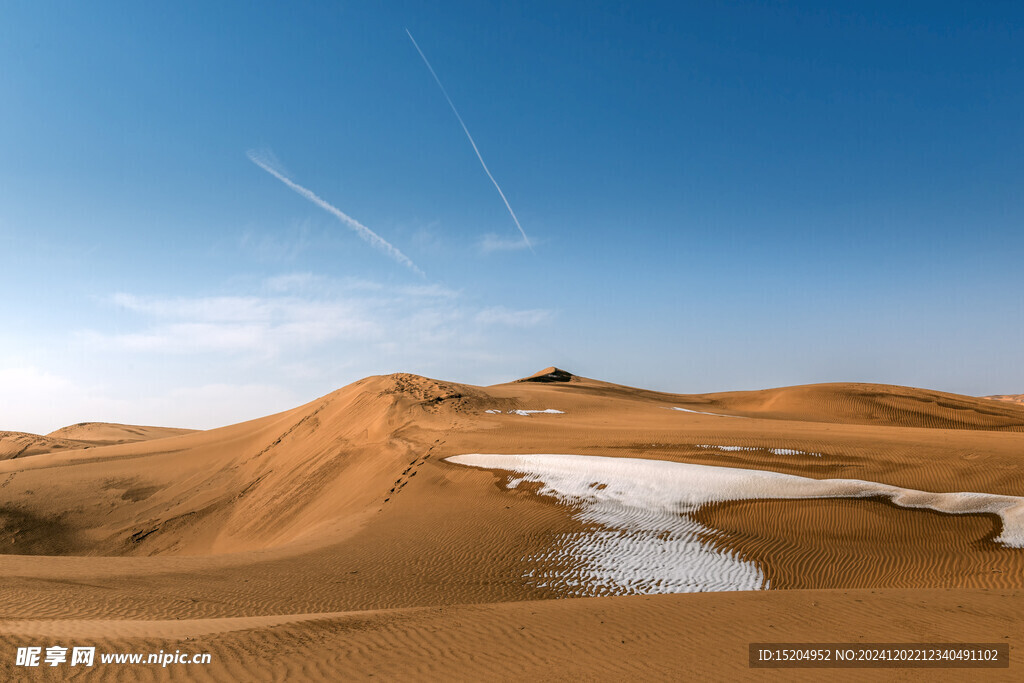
[0,506,83,555]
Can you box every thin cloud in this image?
[475,306,552,327]
[45,277,561,433]
[479,233,535,254]
[101,292,383,354]
[405,29,534,253]
[90,283,553,358]
[247,150,425,276]
[264,272,324,293]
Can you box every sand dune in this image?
[508,371,1024,430]
[692,382,1024,431]
[0,431,92,461]
[1,369,1021,679]
[1,374,495,555]
[1,422,196,462]
[985,394,1024,406]
[46,422,196,446]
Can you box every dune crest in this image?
[516,367,576,383]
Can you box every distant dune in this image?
[1,422,196,461]
[698,382,1024,431]
[0,369,1022,679]
[984,393,1024,406]
[0,431,92,460]
[46,421,196,446]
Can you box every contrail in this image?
[405,29,534,253]
[247,151,424,276]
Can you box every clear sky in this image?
[2,1,1022,433]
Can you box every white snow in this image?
[670,406,744,418]
[510,409,564,416]
[693,444,823,458]
[446,453,1024,596]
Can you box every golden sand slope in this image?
[0,369,1021,679]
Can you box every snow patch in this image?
[670,406,744,418]
[446,453,1024,596]
[694,444,823,458]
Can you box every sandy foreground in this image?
[1,368,1022,680]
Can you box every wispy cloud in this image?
[479,233,535,254]
[262,274,459,299]
[11,277,556,433]
[475,306,552,327]
[247,150,425,276]
[405,29,534,253]
[239,220,318,263]
[264,272,325,293]
[98,292,382,355]
[86,279,552,359]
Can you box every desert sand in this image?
[1,368,1022,680]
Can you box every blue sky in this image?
[2,1,1022,433]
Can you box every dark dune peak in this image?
[517,367,575,383]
